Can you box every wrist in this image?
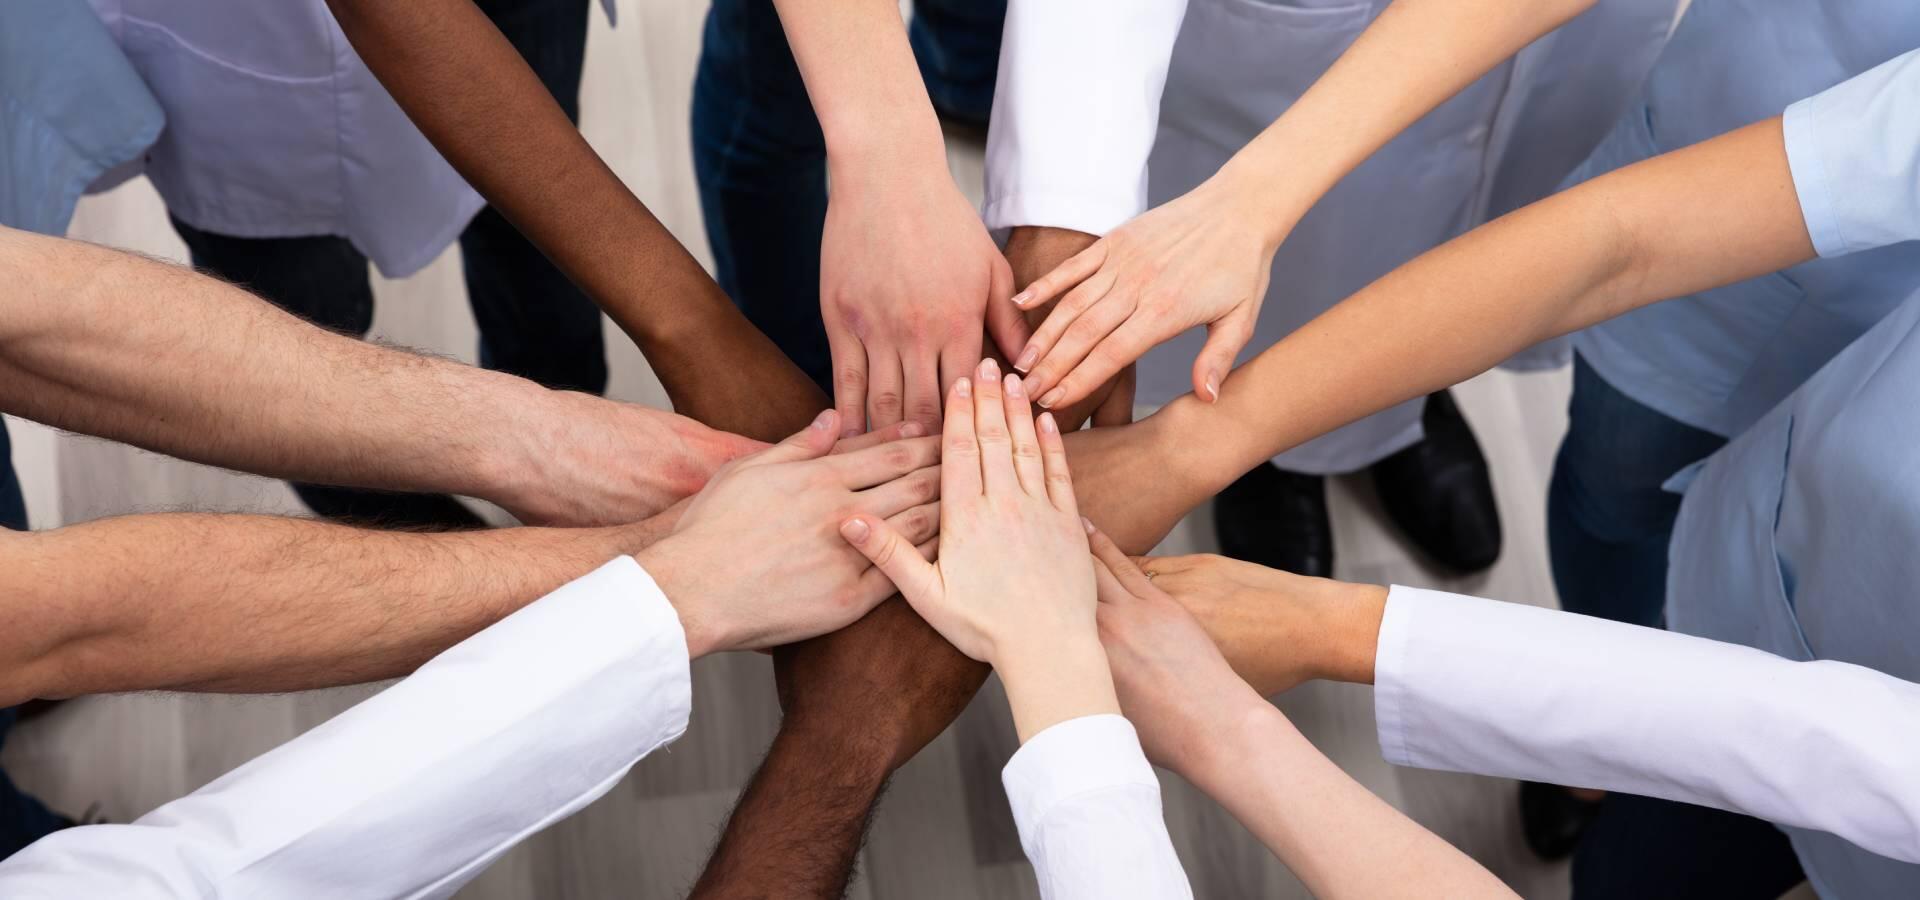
[1179,694,1285,787]
[633,539,727,660]
[1153,393,1254,499]
[824,121,950,194]
[469,374,571,512]
[1208,148,1316,251]
[995,633,1121,744]
[1309,581,1387,685]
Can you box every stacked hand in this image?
[1009,173,1297,412]
[636,410,942,658]
[840,358,1117,741]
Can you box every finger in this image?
[867,347,907,432]
[1003,374,1046,496]
[1011,239,1108,312]
[855,464,942,519]
[850,535,941,605]
[831,420,925,455]
[1036,408,1078,515]
[1091,365,1137,428]
[1028,290,1135,409]
[1192,307,1256,403]
[972,358,1016,494]
[939,327,984,400]
[884,500,941,547]
[1043,319,1156,413]
[985,258,1032,360]
[903,347,943,431]
[1091,548,1134,606]
[826,435,941,489]
[1014,268,1115,377]
[841,514,943,608]
[943,376,983,498]
[742,409,840,467]
[828,328,868,438]
[1089,524,1157,596]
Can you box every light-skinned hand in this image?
[636,409,941,658]
[840,358,1116,741]
[1010,173,1293,411]
[821,165,1029,436]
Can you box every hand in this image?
[1144,553,1387,694]
[1088,527,1269,776]
[820,161,1026,435]
[842,358,1116,741]
[636,410,942,657]
[502,392,766,527]
[1002,226,1135,430]
[1010,173,1298,411]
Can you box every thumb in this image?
[1192,311,1254,403]
[985,261,1033,360]
[839,514,942,605]
[750,409,840,466]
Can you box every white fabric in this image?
[1374,586,1920,865]
[1783,47,1920,260]
[1002,714,1193,899]
[0,556,692,899]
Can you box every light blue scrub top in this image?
[1569,0,1920,438]
[1666,50,1920,900]
[0,0,161,236]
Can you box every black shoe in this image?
[1369,390,1502,573]
[1212,463,1334,578]
[1520,781,1602,861]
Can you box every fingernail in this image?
[1038,411,1058,434]
[1011,290,1032,308]
[899,422,923,438]
[979,358,1000,380]
[839,518,870,543]
[1081,516,1096,534]
[1014,347,1038,372]
[954,377,971,398]
[1038,388,1063,409]
[812,410,834,431]
[1205,371,1221,403]
[1005,373,1025,398]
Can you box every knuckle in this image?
[882,446,914,469]
[947,436,978,456]
[837,367,865,392]
[872,390,904,413]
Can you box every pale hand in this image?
[637,410,942,657]
[821,167,1027,435]
[1012,174,1290,411]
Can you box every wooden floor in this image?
[0,2,1796,898]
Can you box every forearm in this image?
[0,228,581,506]
[1195,117,1815,487]
[0,509,675,704]
[1223,0,1597,234]
[689,724,891,899]
[1189,703,1516,900]
[771,0,946,172]
[325,0,824,439]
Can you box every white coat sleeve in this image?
[1785,46,1920,258]
[1001,714,1194,899]
[0,556,693,899]
[982,0,1190,237]
[1374,586,1920,864]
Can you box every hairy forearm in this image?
[689,725,891,899]
[325,0,825,440]
[1190,117,1815,490]
[0,509,675,705]
[0,228,576,506]
[1224,0,1597,233]
[1192,704,1517,900]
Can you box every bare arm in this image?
[0,228,760,525]
[0,510,674,706]
[324,0,826,440]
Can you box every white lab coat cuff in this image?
[1372,584,1427,768]
[1002,714,1160,836]
[982,192,1143,240]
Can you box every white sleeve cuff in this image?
[1002,714,1161,830]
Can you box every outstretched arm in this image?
[325,0,825,440]
[0,228,756,525]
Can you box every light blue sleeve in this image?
[1783,48,1920,258]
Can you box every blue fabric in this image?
[0,0,161,236]
[1668,293,1920,898]
[1568,0,1920,440]
[1571,792,1803,900]
[1546,354,1726,629]
[691,0,1005,392]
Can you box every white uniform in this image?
[987,0,1677,471]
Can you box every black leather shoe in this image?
[1520,781,1602,861]
[1212,463,1334,578]
[1369,391,1502,573]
